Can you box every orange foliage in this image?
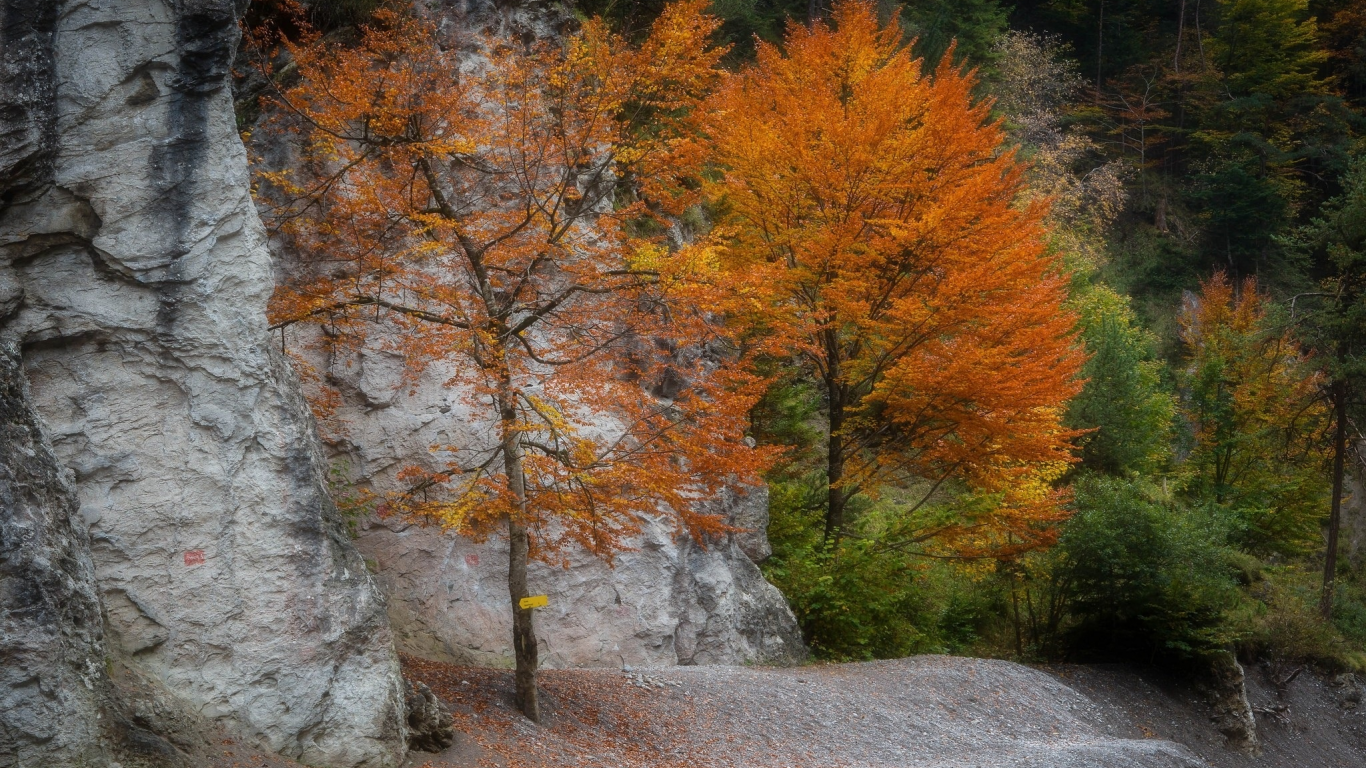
[1178,272,1330,552]
[700,1,1084,556]
[250,1,771,563]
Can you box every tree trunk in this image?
[823,364,847,544]
[498,379,540,721]
[1194,0,1208,71]
[824,428,846,543]
[1095,0,1105,100]
[1322,378,1349,619]
[508,517,539,721]
[1174,0,1186,74]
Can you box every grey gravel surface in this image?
[645,657,1204,767]
[404,654,1207,767]
[1052,662,1366,768]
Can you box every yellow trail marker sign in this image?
[519,595,548,610]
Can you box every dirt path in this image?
[401,655,1203,768]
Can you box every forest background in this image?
[245,0,1366,684]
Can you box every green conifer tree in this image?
[1066,287,1177,476]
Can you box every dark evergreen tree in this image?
[903,0,1011,67]
[1290,155,1366,616]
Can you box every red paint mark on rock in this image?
[184,550,205,567]
[465,553,479,568]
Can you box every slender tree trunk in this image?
[823,346,847,544]
[1172,1,1188,172]
[1322,378,1349,619]
[498,373,540,721]
[1009,574,1024,658]
[1174,0,1186,74]
[1095,0,1105,100]
[508,516,539,721]
[1194,0,1208,71]
[825,403,846,543]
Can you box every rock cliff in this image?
[0,0,406,765]
[1,1,803,763]
[0,345,109,766]
[264,1,805,671]
[359,488,805,668]
[316,344,804,669]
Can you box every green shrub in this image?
[762,480,916,659]
[1333,582,1366,647]
[1236,563,1358,669]
[762,474,1010,660]
[1053,475,1244,661]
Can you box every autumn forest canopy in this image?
[244,0,1366,715]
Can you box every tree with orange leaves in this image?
[1178,272,1330,556]
[702,0,1084,559]
[249,2,767,720]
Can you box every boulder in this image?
[404,679,455,753]
[1206,653,1260,756]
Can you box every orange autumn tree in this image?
[702,0,1084,557]
[1179,273,1330,555]
[250,2,765,720]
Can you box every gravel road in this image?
[402,655,1204,768]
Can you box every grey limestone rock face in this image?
[319,348,805,669]
[360,511,805,669]
[1,347,197,768]
[0,0,406,765]
[0,345,107,766]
